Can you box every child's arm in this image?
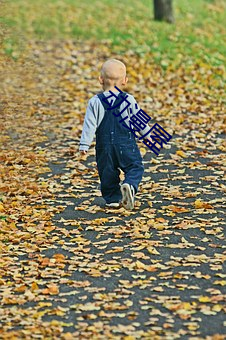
[79,99,98,153]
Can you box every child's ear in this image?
[99,76,104,84]
[122,76,128,85]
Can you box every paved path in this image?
[0,41,225,339]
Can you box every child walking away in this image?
[79,59,153,210]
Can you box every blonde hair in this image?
[100,59,126,81]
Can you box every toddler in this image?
[79,59,152,210]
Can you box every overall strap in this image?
[97,92,127,113]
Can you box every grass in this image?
[0,0,225,66]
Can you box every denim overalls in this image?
[96,92,144,204]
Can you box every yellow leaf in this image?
[61,322,74,327]
[212,304,223,312]
[135,260,147,269]
[198,296,211,303]
[33,309,51,318]
[105,247,124,254]
[139,147,146,156]
[214,280,226,286]
[70,236,84,243]
[183,302,193,310]
[92,218,108,225]
[155,224,167,230]
[37,302,52,308]
[187,323,198,331]
[176,150,186,158]
[135,260,157,272]
[147,246,160,255]
[0,203,5,212]
[194,199,202,208]
[153,286,164,292]
[62,333,74,340]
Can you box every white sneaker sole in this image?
[105,202,121,208]
[120,183,134,210]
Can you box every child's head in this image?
[99,59,128,91]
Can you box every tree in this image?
[153,0,174,23]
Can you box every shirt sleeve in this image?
[79,99,97,151]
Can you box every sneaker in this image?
[105,202,121,208]
[120,183,135,210]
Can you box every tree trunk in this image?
[153,0,174,23]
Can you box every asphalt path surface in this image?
[34,128,225,339]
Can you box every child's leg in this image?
[117,143,144,193]
[96,146,122,203]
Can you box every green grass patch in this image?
[1,0,225,66]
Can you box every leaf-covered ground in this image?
[0,39,225,339]
[2,0,226,68]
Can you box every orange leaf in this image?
[31,282,39,292]
[53,253,66,262]
[194,199,213,209]
[14,285,27,293]
[40,257,50,267]
[48,284,59,295]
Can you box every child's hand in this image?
[80,150,87,155]
[144,137,154,144]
